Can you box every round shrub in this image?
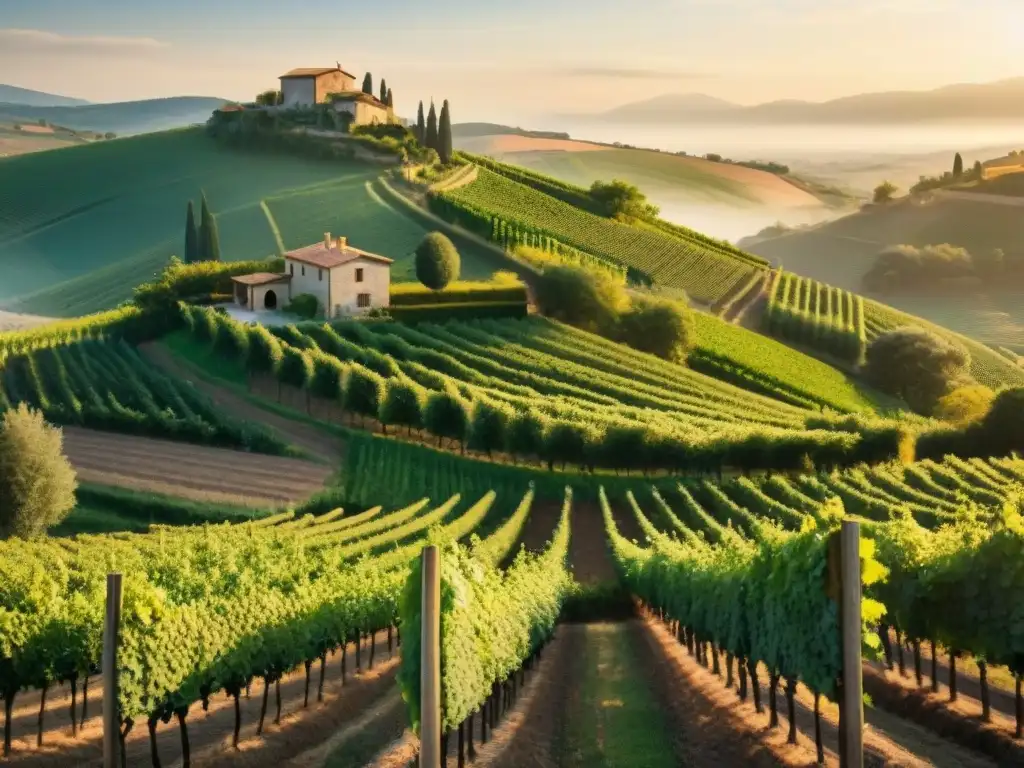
[415,231,461,290]
[617,296,695,363]
[934,384,995,425]
[980,387,1024,455]
[862,327,971,415]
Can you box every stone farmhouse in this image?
[279,66,393,126]
[230,233,392,317]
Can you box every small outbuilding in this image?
[230,233,393,318]
[230,272,292,311]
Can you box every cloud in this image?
[560,66,714,80]
[0,28,169,51]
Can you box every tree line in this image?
[413,99,454,164]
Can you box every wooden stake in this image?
[839,521,864,768]
[420,546,441,768]
[102,573,123,768]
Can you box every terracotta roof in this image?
[329,90,387,108]
[280,66,356,80]
[285,240,394,269]
[230,272,291,286]
[217,104,245,112]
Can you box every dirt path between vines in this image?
[641,615,996,768]
[4,629,401,767]
[62,426,333,505]
[140,341,344,465]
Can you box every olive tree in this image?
[0,405,77,539]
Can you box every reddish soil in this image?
[568,500,617,585]
[863,666,1024,765]
[62,426,333,505]
[4,629,401,767]
[142,342,344,463]
[641,615,994,768]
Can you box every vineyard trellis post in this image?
[838,521,864,768]
[420,546,441,768]
[102,573,123,768]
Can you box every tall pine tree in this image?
[386,88,394,109]
[438,99,453,164]
[362,72,373,95]
[198,192,221,262]
[184,200,199,264]
[416,101,426,144]
[425,101,438,152]
[953,152,964,177]
[379,78,388,103]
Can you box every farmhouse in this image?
[279,66,356,108]
[230,233,392,317]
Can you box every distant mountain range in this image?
[598,78,1024,124]
[0,85,227,135]
[0,84,89,108]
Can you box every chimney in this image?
[324,232,331,249]
[337,236,347,250]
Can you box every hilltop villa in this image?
[230,233,392,317]
[278,66,393,125]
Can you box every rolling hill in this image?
[0,96,228,136]
[0,128,508,316]
[454,131,840,241]
[743,193,1024,349]
[0,83,89,108]
[599,77,1024,124]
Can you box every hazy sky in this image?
[1,0,1021,123]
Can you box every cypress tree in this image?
[198,191,221,262]
[362,72,373,95]
[416,101,426,144]
[426,101,438,151]
[953,152,964,177]
[184,200,199,264]
[386,88,394,108]
[379,78,388,103]
[438,99,453,164]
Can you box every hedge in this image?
[388,301,528,323]
[389,281,528,307]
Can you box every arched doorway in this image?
[265,290,277,309]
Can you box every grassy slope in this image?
[0,129,500,316]
[691,312,890,414]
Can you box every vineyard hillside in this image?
[0,129,505,317]
[436,167,765,306]
[744,194,1024,351]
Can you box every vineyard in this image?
[0,483,532,761]
[600,450,1024,753]
[435,168,762,305]
[765,271,867,364]
[0,336,289,454]
[182,306,934,474]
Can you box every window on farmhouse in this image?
[318,268,323,281]
[289,263,294,276]
[357,293,371,308]
[355,268,364,283]
[301,265,306,276]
